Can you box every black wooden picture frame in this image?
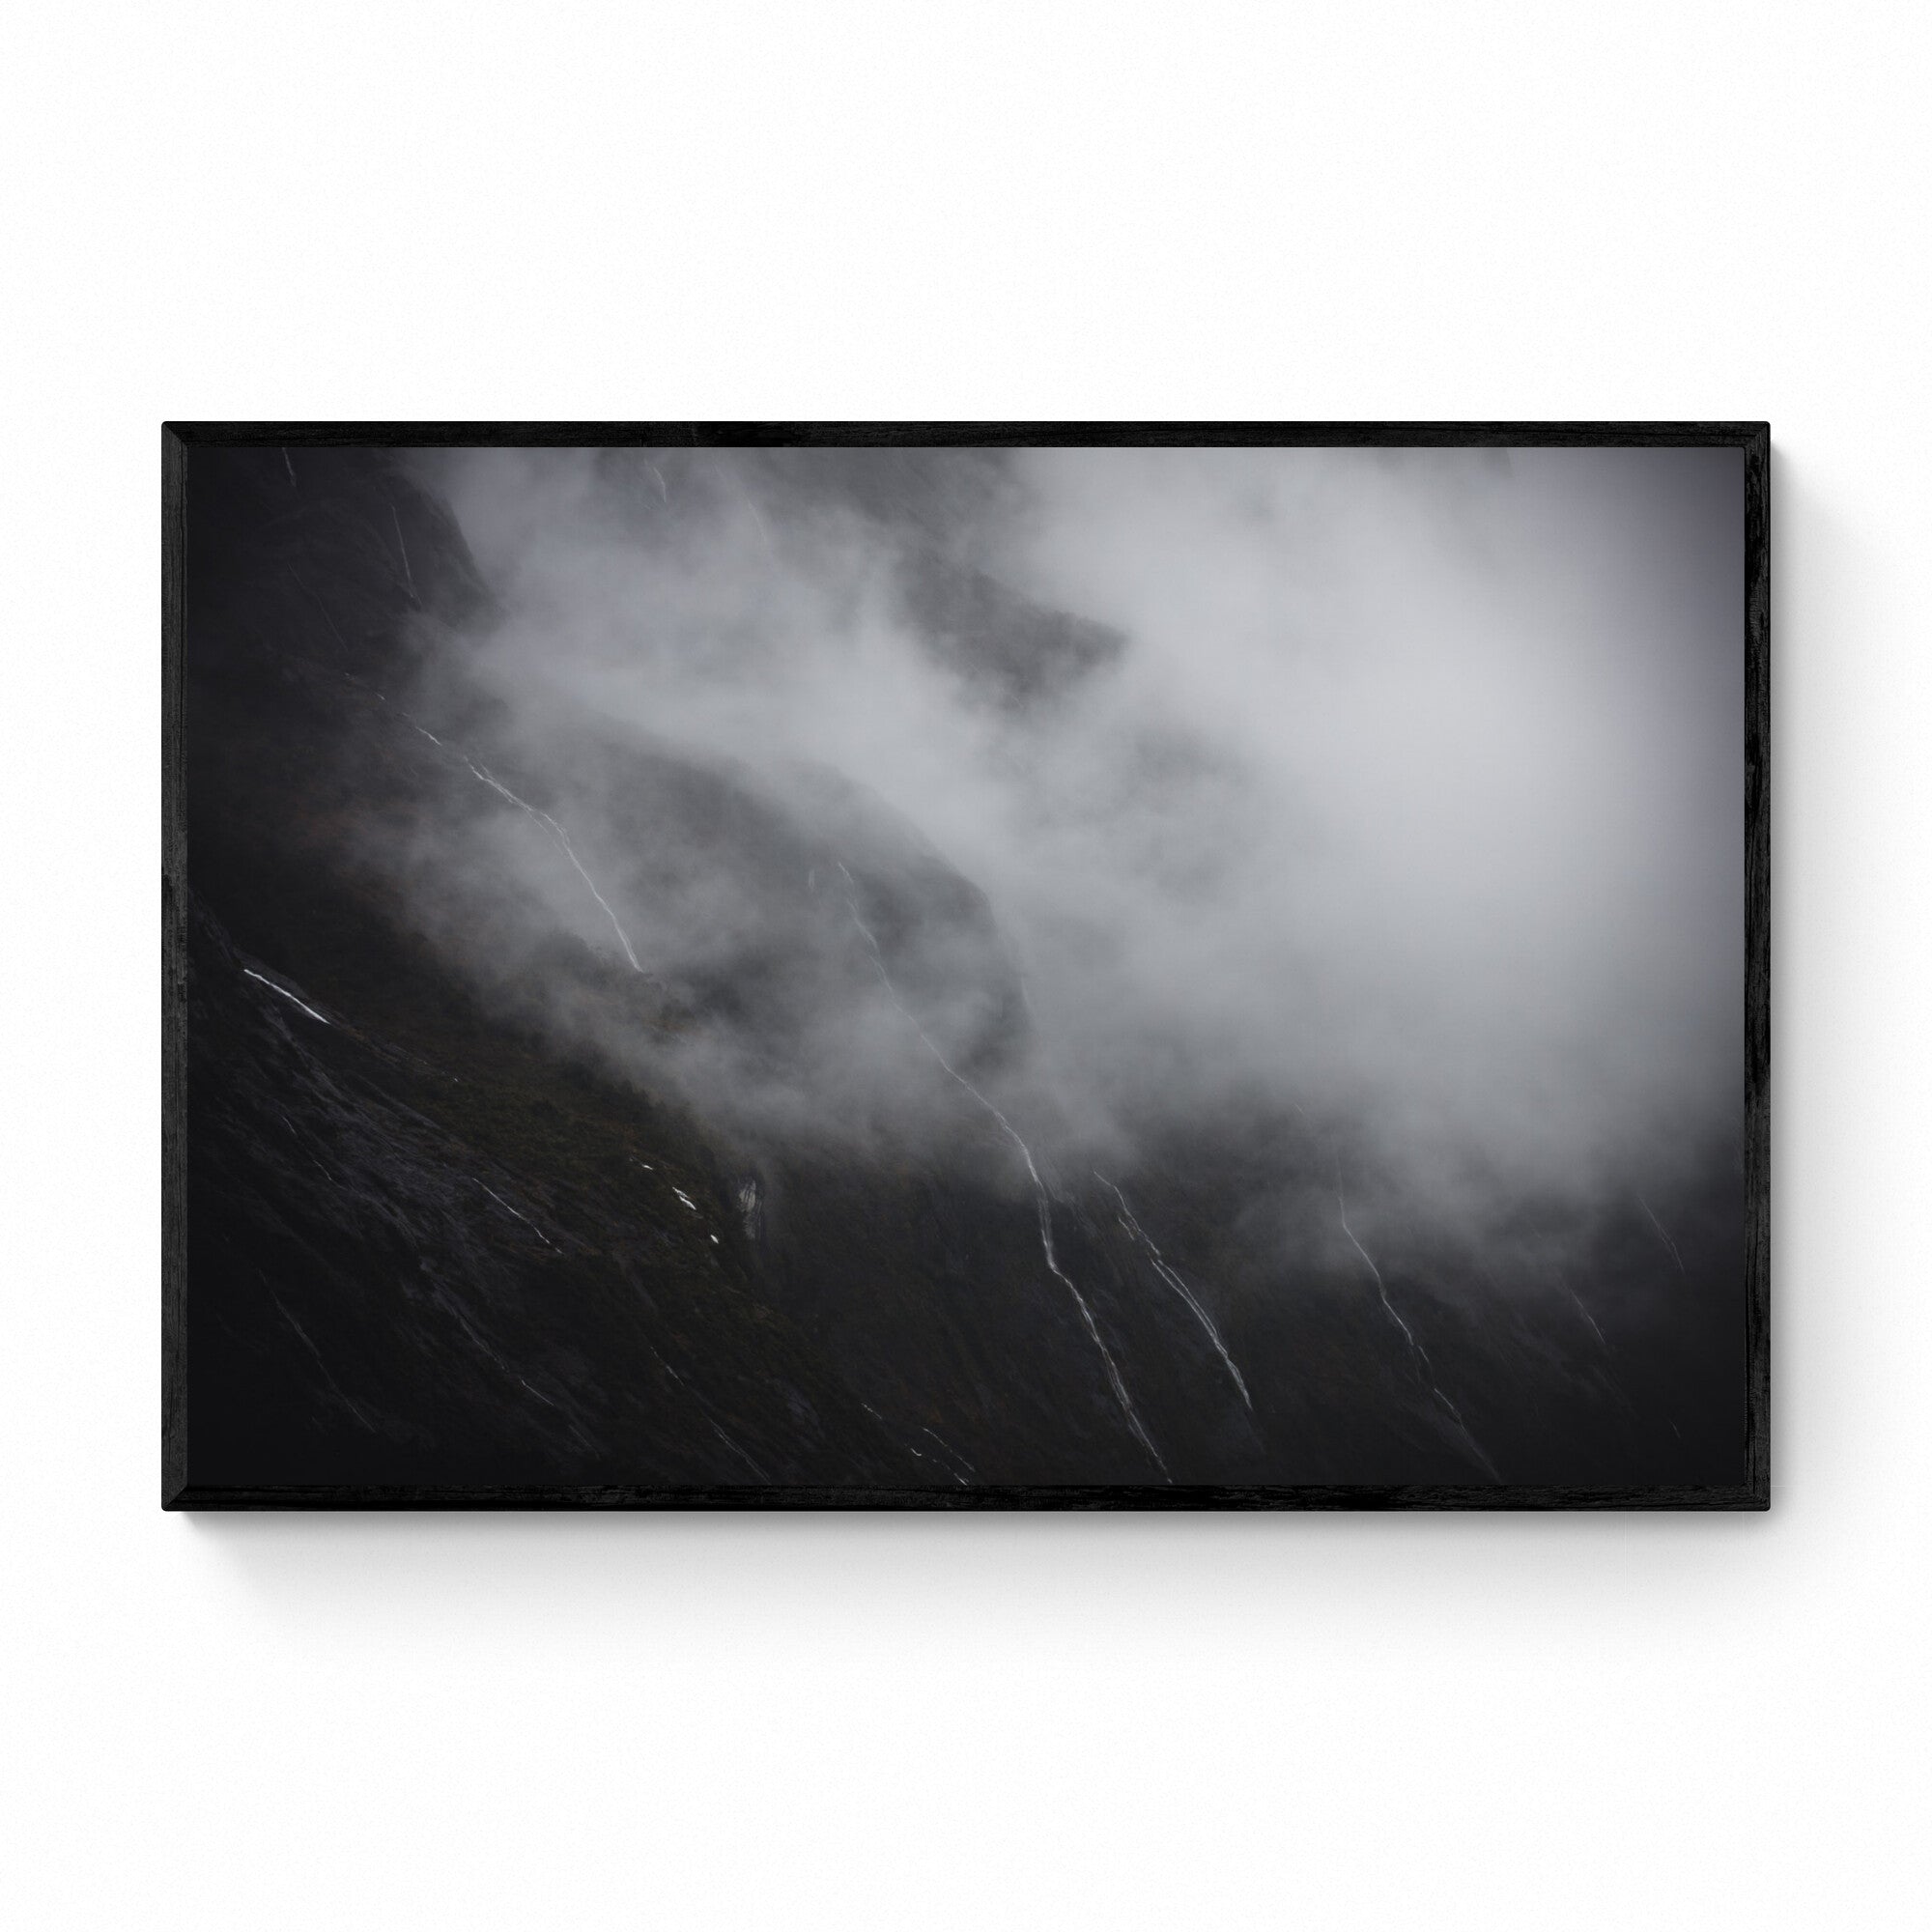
[163,421,1768,1511]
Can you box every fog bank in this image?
[387,442,1744,1226]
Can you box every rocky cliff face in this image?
[179,444,1743,1493]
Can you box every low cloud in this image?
[376,442,1744,1236]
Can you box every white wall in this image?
[5,5,1925,1926]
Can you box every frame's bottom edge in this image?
[163,1481,1769,1512]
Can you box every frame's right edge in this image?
[162,427,188,1508]
[1744,424,1771,1507]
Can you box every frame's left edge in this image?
[162,426,189,1508]
[1743,422,1771,1508]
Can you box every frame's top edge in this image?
[163,421,1770,450]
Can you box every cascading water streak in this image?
[242,967,331,1025]
[390,504,418,600]
[362,677,645,976]
[474,1179,557,1249]
[835,868,1169,1479]
[1636,1194,1688,1275]
[1094,1174,1252,1409]
[1337,1183,1500,1481]
[453,753,642,972]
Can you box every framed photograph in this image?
[163,423,1767,1509]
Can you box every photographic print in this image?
[163,425,1766,1508]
